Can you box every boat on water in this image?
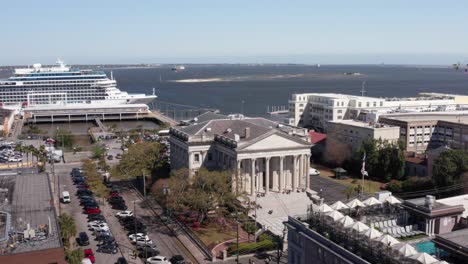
[171,65,185,72]
[0,59,156,110]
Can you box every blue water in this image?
[2,64,468,116]
[415,241,436,255]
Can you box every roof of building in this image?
[438,194,468,218]
[309,131,327,144]
[403,196,465,218]
[191,111,227,123]
[381,112,468,124]
[433,228,468,255]
[328,119,398,129]
[405,155,427,165]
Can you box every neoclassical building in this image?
[169,113,312,194]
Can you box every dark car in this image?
[81,199,97,206]
[77,189,93,196]
[88,214,105,222]
[112,203,128,210]
[108,196,124,202]
[107,155,113,160]
[95,234,113,242]
[77,232,90,246]
[138,248,160,258]
[116,257,128,264]
[98,236,116,246]
[170,255,185,264]
[97,244,118,254]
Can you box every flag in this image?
[361,152,368,177]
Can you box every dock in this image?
[23,103,179,126]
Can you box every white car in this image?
[128,233,148,240]
[146,256,170,264]
[133,237,153,245]
[88,220,106,227]
[309,168,320,176]
[115,211,133,218]
[8,157,22,162]
[89,223,109,231]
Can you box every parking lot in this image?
[56,162,140,264]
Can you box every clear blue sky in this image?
[2,0,467,65]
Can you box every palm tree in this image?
[58,213,77,248]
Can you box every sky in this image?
[1,0,468,65]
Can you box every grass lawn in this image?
[192,222,238,248]
[313,163,383,194]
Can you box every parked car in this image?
[116,257,128,264]
[112,203,128,210]
[87,214,105,222]
[85,208,101,215]
[128,233,148,240]
[133,237,153,245]
[138,248,160,258]
[309,168,320,176]
[97,244,118,254]
[169,255,186,264]
[89,223,109,232]
[88,220,106,226]
[77,232,89,246]
[96,234,113,242]
[84,249,96,263]
[97,236,116,246]
[116,211,133,218]
[107,155,113,160]
[146,256,170,264]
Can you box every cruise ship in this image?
[0,60,156,110]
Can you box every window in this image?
[366,102,370,107]
[380,102,383,106]
[358,102,362,107]
[373,102,377,107]
[337,109,342,113]
[194,154,200,162]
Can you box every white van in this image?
[62,191,71,203]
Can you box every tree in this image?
[92,145,106,159]
[111,142,166,192]
[65,248,84,264]
[58,213,76,248]
[323,137,351,167]
[433,150,468,188]
[343,184,359,200]
[347,139,405,182]
[243,221,257,242]
[153,168,241,224]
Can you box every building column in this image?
[272,157,279,192]
[265,157,270,194]
[292,155,298,190]
[305,154,310,190]
[279,156,284,192]
[250,159,255,195]
[236,160,241,194]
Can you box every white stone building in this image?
[326,119,400,149]
[287,93,460,131]
[169,113,312,194]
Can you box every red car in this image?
[85,208,101,214]
[77,183,89,189]
[84,248,95,263]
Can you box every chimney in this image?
[234,134,240,141]
[244,127,250,138]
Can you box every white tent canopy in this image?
[409,253,439,264]
[330,201,349,210]
[347,198,366,208]
[350,221,370,232]
[326,210,345,221]
[374,234,400,246]
[363,197,382,206]
[314,203,333,213]
[338,215,355,227]
[361,228,382,239]
[392,243,418,257]
[385,195,402,204]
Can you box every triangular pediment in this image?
[239,133,309,151]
